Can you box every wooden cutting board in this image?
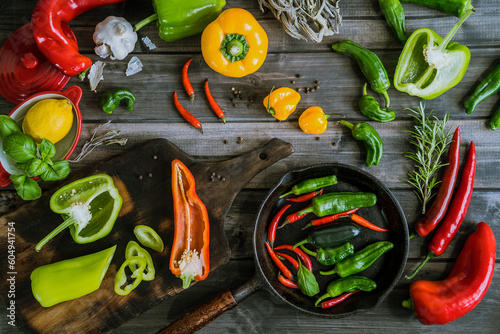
[0,137,293,333]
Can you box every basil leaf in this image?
[41,160,70,181]
[3,132,37,163]
[14,162,29,171]
[39,139,56,161]
[0,115,22,140]
[10,174,42,201]
[297,261,320,297]
[26,158,49,177]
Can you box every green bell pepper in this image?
[359,83,396,122]
[98,88,136,114]
[314,276,377,306]
[340,120,383,167]
[36,174,123,251]
[401,0,473,18]
[114,256,147,296]
[31,245,116,307]
[134,0,226,42]
[394,9,474,100]
[126,241,155,281]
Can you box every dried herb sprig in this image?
[404,101,454,214]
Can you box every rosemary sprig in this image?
[404,101,453,215]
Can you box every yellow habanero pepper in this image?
[299,107,331,134]
[263,87,301,121]
[201,8,268,78]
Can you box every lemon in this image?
[22,99,73,144]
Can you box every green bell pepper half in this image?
[394,9,474,100]
[315,276,377,306]
[31,245,116,307]
[98,88,136,114]
[134,0,226,42]
[114,256,147,296]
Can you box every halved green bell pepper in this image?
[394,9,474,100]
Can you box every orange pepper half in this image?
[263,87,301,121]
[170,159,210,289]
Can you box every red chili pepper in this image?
[205,80,226,123]
[276,252,300,271]
[350,214,388,232]
[406,141,476,280]
[278,204,312,229]
[318,290,359,309]
[182,58,195,102]
[274,244,313,272]
[277,275,299,289]
[265,241,293,279]
[31,0,127,76]
[285,188,323,202]
[403,222,496,325]
[414,127,461,237]
[267,204,291,246]
[173,91,204,134]
[304,208,359,229]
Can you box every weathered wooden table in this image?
[1,0,499,333]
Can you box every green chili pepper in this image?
[340,120,383,167]
[359,83,396,123]
[314,276,377,306]
[98,88,136,114]
[379,0,407,44]
[36,174,123,251]
[31,245,116,307]
[279,175,338,198]
[300,242,355,266]
[293,223,361,249]
[125,241,155,281]
[134,225,165,252]
[464,63,500,114]
[401,0,473,18]
[114,256,147,296]
[489,106,500,131]
[332,40,391,107]
[297,192,377,218]
[320,241,394,277]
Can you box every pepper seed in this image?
[138,175,143,180]
[295,74,302,78]
[221,177,226,182]
[233,103,238,107]
[315,86,320,90]
[231,87,235,91]
[152,155,158,160]
[148,173,153,178]
[223,139,228,144]
[291,80,296,84]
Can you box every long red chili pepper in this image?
[276,252,300,271]
[267,204,291,246]
[274,244,313,272]
[265,241,293,279]
[278,275,299,289]
[350,214,388,232]
[318,290,359,309]
[205,80,226,123]
[304,208,359,229]
[414,127,461,237]
[279,204,312,229]
[285,188,323,202]
[403,222,496,325]
[406,141,476,280]
[173,91,204,134]
[182,58,195,102]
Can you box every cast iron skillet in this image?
[158,163,409,333]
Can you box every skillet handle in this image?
[155,276,260,334]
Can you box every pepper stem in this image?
[220,34,250,63]
[405,251,436,280]
[362,82,368,97]
[402,298,414,310]
[297,205,314,217]
[299,245,317,257]
[381,90,391,108]
[339,120,354,130]
[319,268,339,276]
[133,13,158,32]
[292,239,309,249]
[438,9,474,53]
[35,217,78,252]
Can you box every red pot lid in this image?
[0,23,77,104]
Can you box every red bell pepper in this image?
[403,222,496,325]
[170,159,210,289]
[31,0,128,76]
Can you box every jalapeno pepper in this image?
[300,242,355,266]
[379,0,407,44]
[463,63,500,114]
[340,120,383,167]
[134,225,164,252]
[36,174,123,251]
[358,83,396,122]
[98,88,136,114]
[332,40,391,107]
[114,256,147,296]
[293,223,361,249]
[320,241,394,277]
[314,276,377,306]
[125,241,155,281]
[280,175,337,198]
[296,192,377,218]
[31,245,116,307]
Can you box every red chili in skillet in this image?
[285,188,323,202]
[267,204,291,246]
[274,244,313,272]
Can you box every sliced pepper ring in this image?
[114,256,146,296]
[125,241,155,281]
[134,225,164,252]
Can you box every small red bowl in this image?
[0,85,82,186]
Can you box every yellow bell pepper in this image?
[201,8,268,78]
[299,106,331,134]
[263,87,301,121]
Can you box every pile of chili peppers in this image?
[265,174,393,309]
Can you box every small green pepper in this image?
[31,245,116,307]
[279,175,338,198]
[332,40,391,107]
[293,223,361,249]
[340,120,383,167]
[359,83,396,123]
[464,63,500,114]
[98,88,136,114]
[114,256,147,296]
[125,241,155,281]
[489,106,500,131]
[296,192,377,218]
[314,276,377,306]
[300,242,355,266]
[379,0,407,44]
[320,241,394,277]
[401,0,473,18]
